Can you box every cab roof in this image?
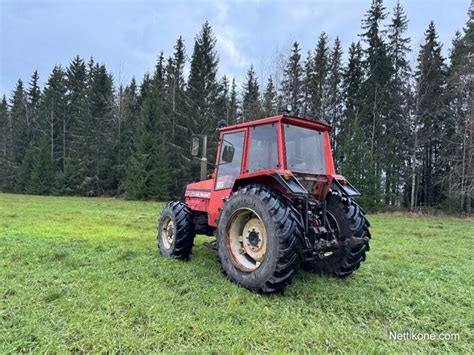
[219,115,332,133]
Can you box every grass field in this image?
[0,193,472,353]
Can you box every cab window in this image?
[215,131,245,190]
[247,124,279,172]
[285,125,326,174]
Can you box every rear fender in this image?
[332,174,361,198]
[233,173,308,196]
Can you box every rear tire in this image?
[303,190,371,277]
[157,201,195,260]
[217,185,302,293]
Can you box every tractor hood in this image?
[185,179,213,199]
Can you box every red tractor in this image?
[158,114,371,293]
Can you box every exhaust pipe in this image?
[200,135,208,181]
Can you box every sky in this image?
[0,0,471,96]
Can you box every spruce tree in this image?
[162,54,181,196]
[359,0,392,209]
[27,70,41,144]
[242,65,261,121]
[187,22,219,131]
[88,63,116,195]
[10,79,28,166]
[281,42,303,114]
[215,75,230,122]
[445,18,474,212]
[159,38,190,197]
[301,51,313,117]
[40,65,67,172]
[117,77,139,192]
[171,37,187,122]
[339,42,367,189]
[187,22,219,176]
[0,96,11,191]
[386,0,412,207]
[124,92,171,200]
[30,138,54,195]
[15,145,35,193]
[308,32,329,119]
[326,37,343,152]
[64,56,89,194]
[125,56,171,200]
[229,78,238,124]
[263,76,277,117]
[415,22,447,208]
[138,73,152,107]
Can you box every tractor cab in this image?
[185,115,356,228]
[216,115,333,192]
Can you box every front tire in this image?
[217,185,302,293]
[157,201,195,260]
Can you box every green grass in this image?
[0,193,472,353]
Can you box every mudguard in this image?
[332,177,361,197]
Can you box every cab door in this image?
[208,130,246,227]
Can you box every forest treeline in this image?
[0,0,472,213]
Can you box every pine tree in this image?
[415,22,447,208]
[281,42,303,114]
[242,65,261,121]
[263,76,277,117]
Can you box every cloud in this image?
[212,1,250,78]
[216,29,249,69]
[288,4,318,21]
